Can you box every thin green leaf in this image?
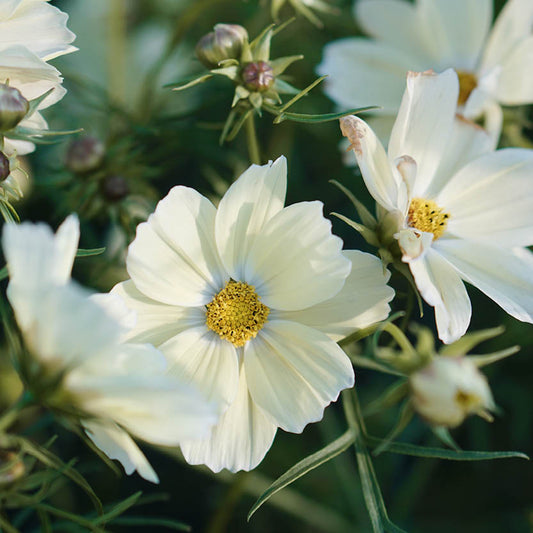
[364,381,409,417]
[93,491,143,526]
[329,179,377,228]
[171,73,213,91]
[0,514,21,533]
[75,247,106,258]
[274,106,378,124]
[26,88,55,116]
[276,76,327,114]
[111,517,191,531]
[366,436,529,461]
[331,212,379,246]
[34,504,106,533]
[348,355,405,377]
[372,402,414,456]
[469,346,520,367]
[432,427,460,451]
[248,429,355,521]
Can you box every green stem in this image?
[0,391,33,433]
[245,113,261,165]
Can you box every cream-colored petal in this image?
[215,157,287,281]
[112,280,205,345]
[318,38,420,114]
[409,248,471,344]
[244,321,354,432]
[481,0,533,73]
[127,186,227,307]
[83,421,158,483]
[436,240,533,324]
[4,110,47,155]
[275,250,394,341]
[244,201,350,311]
[340,115,404,212]
[417,0,492,70]
[436,148,533,247]
[388,69,459,199]
[159,326,239,409]
[180,364,277,473]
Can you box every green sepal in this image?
[170,73,213,91]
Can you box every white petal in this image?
[397,228,433,261]
[215,157,287,280]
[388,69,459,198]
[275,250,394,341]
[436,240,533,324]
[481,0,533,73]
[82,420,159,483]
[318,38,420,114]
[159,326,239,409]
[409,248,471,344]
[2,214,79,292]
[112,280,205,345]
[244,201,351,311]
[244,320,354,432]
[127,186,227,307]
[0,1,77,61]
[436,148,533,247]
[417,0,492,70]
[89,292,137,334]
[355,0,427,62]
[5,110,47,155]
[425,114,494,197]
[181,364,277,473]
[491,36,533,105]
[340,115,403,212]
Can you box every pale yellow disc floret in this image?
[407,198,450,240]
[206,280,270,347]
[456,70,478,106]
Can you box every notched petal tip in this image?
[339,115,365,155]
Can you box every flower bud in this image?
[0,84,29,131]
[242,61,275,92]
[66,136,105,174]
[409,356,494,428]
[0,451,25,486]
[101,174,129,202]
[196,24,248,68]
[0,151,10,181]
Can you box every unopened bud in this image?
[0,84,29,131]
[409,357,494,428]
[0,451,25,486]
[101,174,129,202]
[66,136,105,174]
[242,61,275,92]
[196,24,248,68]
[0,151,10,181]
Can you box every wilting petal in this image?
[244,320,354,432]
[181,365,277,473]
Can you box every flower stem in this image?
[245,113,261,165]
[0,391,33,433]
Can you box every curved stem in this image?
[245,114,261,165]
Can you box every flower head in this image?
[113,156,394,472]
[2,216,217,483]
[340,69,533,343]
[319,0,533,144]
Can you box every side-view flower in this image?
[113,155,395,472]
[340,69,533,343]
[2,215,217,483]
[319,0,533,143]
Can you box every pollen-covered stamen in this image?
[206,280,269,347]
[407,198,450,240]
[456,70,478,106]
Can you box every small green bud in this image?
[242,61,275,92]
[0,151,10,181]
[196,24,248,68]
[66,136,105,174]
[0,84,29,131]
[101,174,129,202]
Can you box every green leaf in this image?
[432,426,460,451]
[329,179,377,229]
[248,429,355,521]
[364,381,409,417]
[365,436,529,461]
[111,517,191,531]
[93,491,143,526]
[270,55,304,76]
[34,503,106,532]
[0,265,7,281]
[75,247,106,258]
[348,355,405,377]
[26,88,55,117]
[274,106,378,124]
[331,212,379,246]
[171,73,213,91]
[0,514,21,533]
[372,401,414,456]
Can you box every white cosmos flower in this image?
[340,69,533,344]
[2,215,217,483]
[113,156,394,473]
[319,0,533,145]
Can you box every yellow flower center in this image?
[455,390,482,413]
[206,280,269,347]
[407,198,450,240]
[456,70,477,106]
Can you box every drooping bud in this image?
[242,61,275,92]
[0,84,29,131]
[409,356,494,428]
[0,151,10,181]
[101,174,129,202]
[195,24,248,68]
[66,136,105,174]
